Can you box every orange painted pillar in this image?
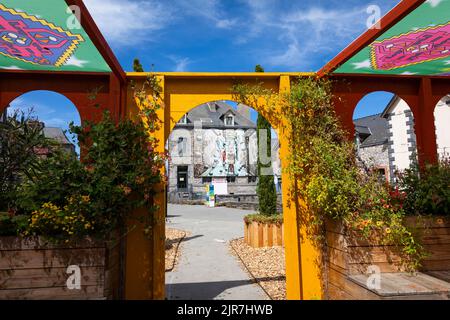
[125,207,154,299]
[415,77,438,167]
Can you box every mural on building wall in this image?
[0,4,84,66]
[200,129,256,178]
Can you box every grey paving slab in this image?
[165,204,268,300]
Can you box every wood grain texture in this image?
[0,236,121,300]
[325,217,450,300]
[244,222,284,248]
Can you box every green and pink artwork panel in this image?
[335,0,450,76]
[0,0,110,72]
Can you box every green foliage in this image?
[2,110,165,242]
[256,114,277,216]
[0,110,53,211]
[244,213,283,224]
[255,65,265,73]
[14,150,87,214]
[133,58,144,72]
[398,159,450,216]
[253,64,277,216]
[232,77,426,271]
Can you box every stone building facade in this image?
[354,114,391,182]
[166,101,281,202]
[355,94,450,184]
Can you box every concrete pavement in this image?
[165,204,268,300]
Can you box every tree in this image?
[133,58,144,72]
[0,110,52,210]
[255,65,277,215]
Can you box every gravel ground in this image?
[230,238,286,300]
[165,228,188,272]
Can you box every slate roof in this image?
[42,127,73,145]
[353,114,389,147]
[176,101,256,129]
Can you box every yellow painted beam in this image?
[126,72,316,78]
[125,72,323,300]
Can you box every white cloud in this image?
[169,56,192,72]
[84,0,174,45]
[237,1,374,69]
[174,0,237,29]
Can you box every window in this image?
[177,166,188,190]
[202,177,212,184]
[226,176,236,183]
[248,176,257,183]
[177,137,187,156]
[225,115,234,126]
[374,167,388,183]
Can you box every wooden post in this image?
[415,77,438,167]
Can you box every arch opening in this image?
[4,90,81,156]
[434,94,450,160]
[353,91,418,184]
[164,99,285,300]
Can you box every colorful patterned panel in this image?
[335,0,450,76]
[0,0,110,72]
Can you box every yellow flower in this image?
[385,228,391,234]
[119,185,132,195]
[81,195,90,203]
[376,221,384,227]
[135,176,145,185]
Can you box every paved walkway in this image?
[165,204,268,300]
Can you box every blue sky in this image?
[7,0,402,146]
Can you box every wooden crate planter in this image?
[244,221,284,248]
[0,236,121,300]
[325,216,450,299]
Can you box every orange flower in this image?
[119,185,132,195]
[135,176,145,185]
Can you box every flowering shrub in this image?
[24,196,94,242]
[233,77,425,271]
[0,75,166,242]
[397,158,450,216]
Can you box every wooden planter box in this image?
[0,236,121,300]
[244,221,284,248]
[326,216,450,299]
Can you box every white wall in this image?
[388,98,417,172]
[434,95,450,159]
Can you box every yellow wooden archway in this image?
[124,72,322,300]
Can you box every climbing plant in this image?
[254,65,277,216]
[233,77,426,272]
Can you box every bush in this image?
[2,111,165,242]
[233,77,426,271]
[0,110,52,211]
[256,114,277,216]
[398,159,450,216]
[244,213,283,225]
